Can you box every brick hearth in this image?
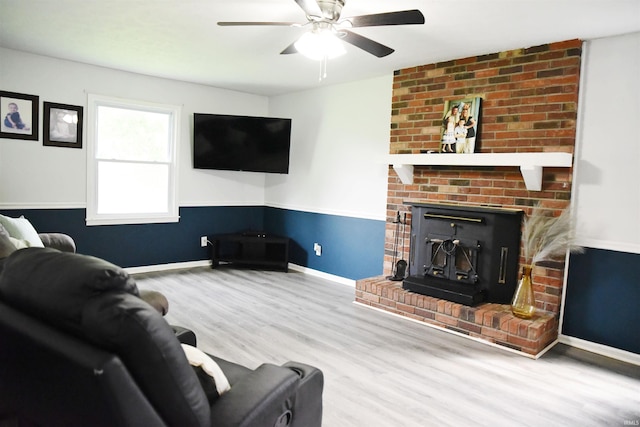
[356,276,558,356]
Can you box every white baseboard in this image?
[125,259,357,288]
[559,334,640,366]
[288,263,356,287]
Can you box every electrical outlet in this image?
[200,236,208,247]
[313,243,322,256]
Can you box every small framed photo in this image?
[440,97,482,154]
[43,102,83,149]
[0,90,39,140]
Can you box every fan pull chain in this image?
[319,54,328,82]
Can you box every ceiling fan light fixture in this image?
[294,29,346,60]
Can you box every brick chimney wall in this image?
[385,39,582,316]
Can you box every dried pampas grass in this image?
[522,206,584,266]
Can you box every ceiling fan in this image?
[217,0,425,59]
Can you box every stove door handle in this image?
[498,247,509,284]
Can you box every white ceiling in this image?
[1,0,639,96]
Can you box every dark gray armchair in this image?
[0,247,323,427]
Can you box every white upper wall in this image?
[573,32,640,253]
[0,47,269,209]
[266,75,392,221]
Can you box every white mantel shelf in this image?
[389,152,573,191]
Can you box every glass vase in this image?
[511,265,536,319]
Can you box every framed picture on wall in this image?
[43,102,83,149]
[440,97,482,154]
[0,90,39,141]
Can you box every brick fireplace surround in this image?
[355,39,581,357]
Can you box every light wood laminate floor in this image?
[134,266,640,427]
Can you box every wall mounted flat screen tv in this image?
[193,113,292,174]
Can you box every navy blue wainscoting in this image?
[2,206,385,279]
[1,207,265,268]
[264,207,385,280]
[563,248,640,355]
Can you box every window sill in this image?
[86,215,180,226]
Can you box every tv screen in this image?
[193,113,292,174]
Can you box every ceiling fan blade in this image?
[348,9,425,27]
[341,30,394,58]
[217,21,298,27]
[293,0,323,17]
[280,42,298,55]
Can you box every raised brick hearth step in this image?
[355,276,558,356]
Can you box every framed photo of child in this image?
[440,97,482,154]
[0,90,39,141]
[43,102,83,149]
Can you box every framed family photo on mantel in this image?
[0,90,39,141]
[43,102,84,149]
[440,97,482,154]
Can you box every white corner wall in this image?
[0,48,270,209]
[573,32,640,253]
[266,75,392,220]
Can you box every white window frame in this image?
[86,94,180,226]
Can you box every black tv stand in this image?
[210,231,289,272]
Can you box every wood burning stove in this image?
[404,203,523,306]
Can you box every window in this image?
[86,94,180,225]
